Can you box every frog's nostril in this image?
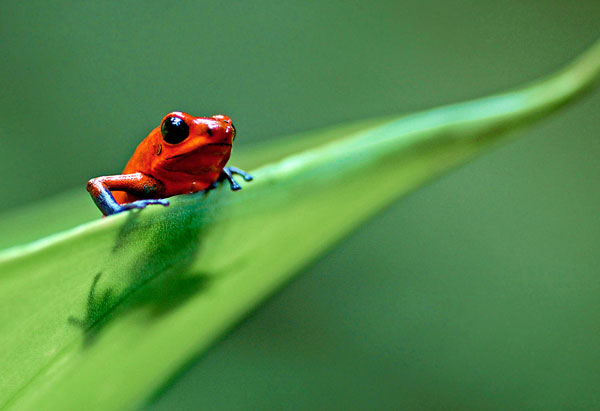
[212,114,232,124]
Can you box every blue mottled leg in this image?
[227,166,253,181]
[87,173,168,216]
[221,167,242,190]
[218,166,253,191]
[120,199,170,211]
[90,185,123,216]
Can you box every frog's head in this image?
[152,111,236,178]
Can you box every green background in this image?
[2,1,600,409]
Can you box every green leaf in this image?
[1,40,599,410]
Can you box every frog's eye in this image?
[161,116,189,144]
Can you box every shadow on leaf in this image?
[68,191,218,346]
[68,272,116,345]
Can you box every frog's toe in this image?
[142,199,169,208]
[123,199,169,211]
[227,166,253,181]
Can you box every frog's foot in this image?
[227,166,253,182]
[120,198,170,213]
[221,166,253,191]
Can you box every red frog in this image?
[87,111,252,216]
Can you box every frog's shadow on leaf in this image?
[68,270,210,346]
[68,272,115,340]
[69,195,214,346]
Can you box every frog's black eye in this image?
[161,116,189,144]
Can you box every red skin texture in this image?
[111,112,235,204]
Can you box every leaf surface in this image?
[1,40,599,410]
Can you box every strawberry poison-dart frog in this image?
[87,111,252,216]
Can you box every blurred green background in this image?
[2,1,600,409]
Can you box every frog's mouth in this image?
[162,142,232,175]
[165,143,232,161]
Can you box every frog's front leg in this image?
[86,172,168,216]
[220,166,253,191]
